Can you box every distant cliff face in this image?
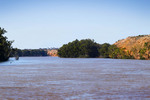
[47,49,58,56]
[114,35,150,59]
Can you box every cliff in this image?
[114,35,150,59]
[47,49,58,57]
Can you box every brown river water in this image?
[0,57,150,100]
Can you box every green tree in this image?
[12,49,48,57]
[108,45,133,59]
[58,39,100,58]
[144,42,150,59]
[99,43,110,58]
[139,48,146,59]
[108,45,120,58]
[0,27,13,61]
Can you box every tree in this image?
[11,49,48,57]
[99,43,110,58]
[108,45,133,59]
[0,27,13,61]
[108,45,120,59]
[58,39,100,58]
[144,42,150,59]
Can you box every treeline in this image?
[10,49,48,57]
[0,27,13,61]
[0,27,143,61]
[58,39,134,59]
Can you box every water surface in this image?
[0,57,150,100]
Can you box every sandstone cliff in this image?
[114,35,150,59]
[47,49,58,57]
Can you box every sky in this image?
[0,0,150,49]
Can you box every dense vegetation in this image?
[10,49,48,57]
[99,43,110,58]
[0,27,13,61]
[138,42,150,60]
[58,39,100,58]
[58,39,134,59]
[108,45,134,59]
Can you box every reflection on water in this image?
[1,56,149,66]
[1,57,105,65]
[0,57,150,99]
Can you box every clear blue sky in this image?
[1,0,150,49]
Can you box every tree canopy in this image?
[0,27,13,61]
[10,49,48,57]
[99,43,110,58]
[58,39,100,58]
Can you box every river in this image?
[0,57,150,100]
